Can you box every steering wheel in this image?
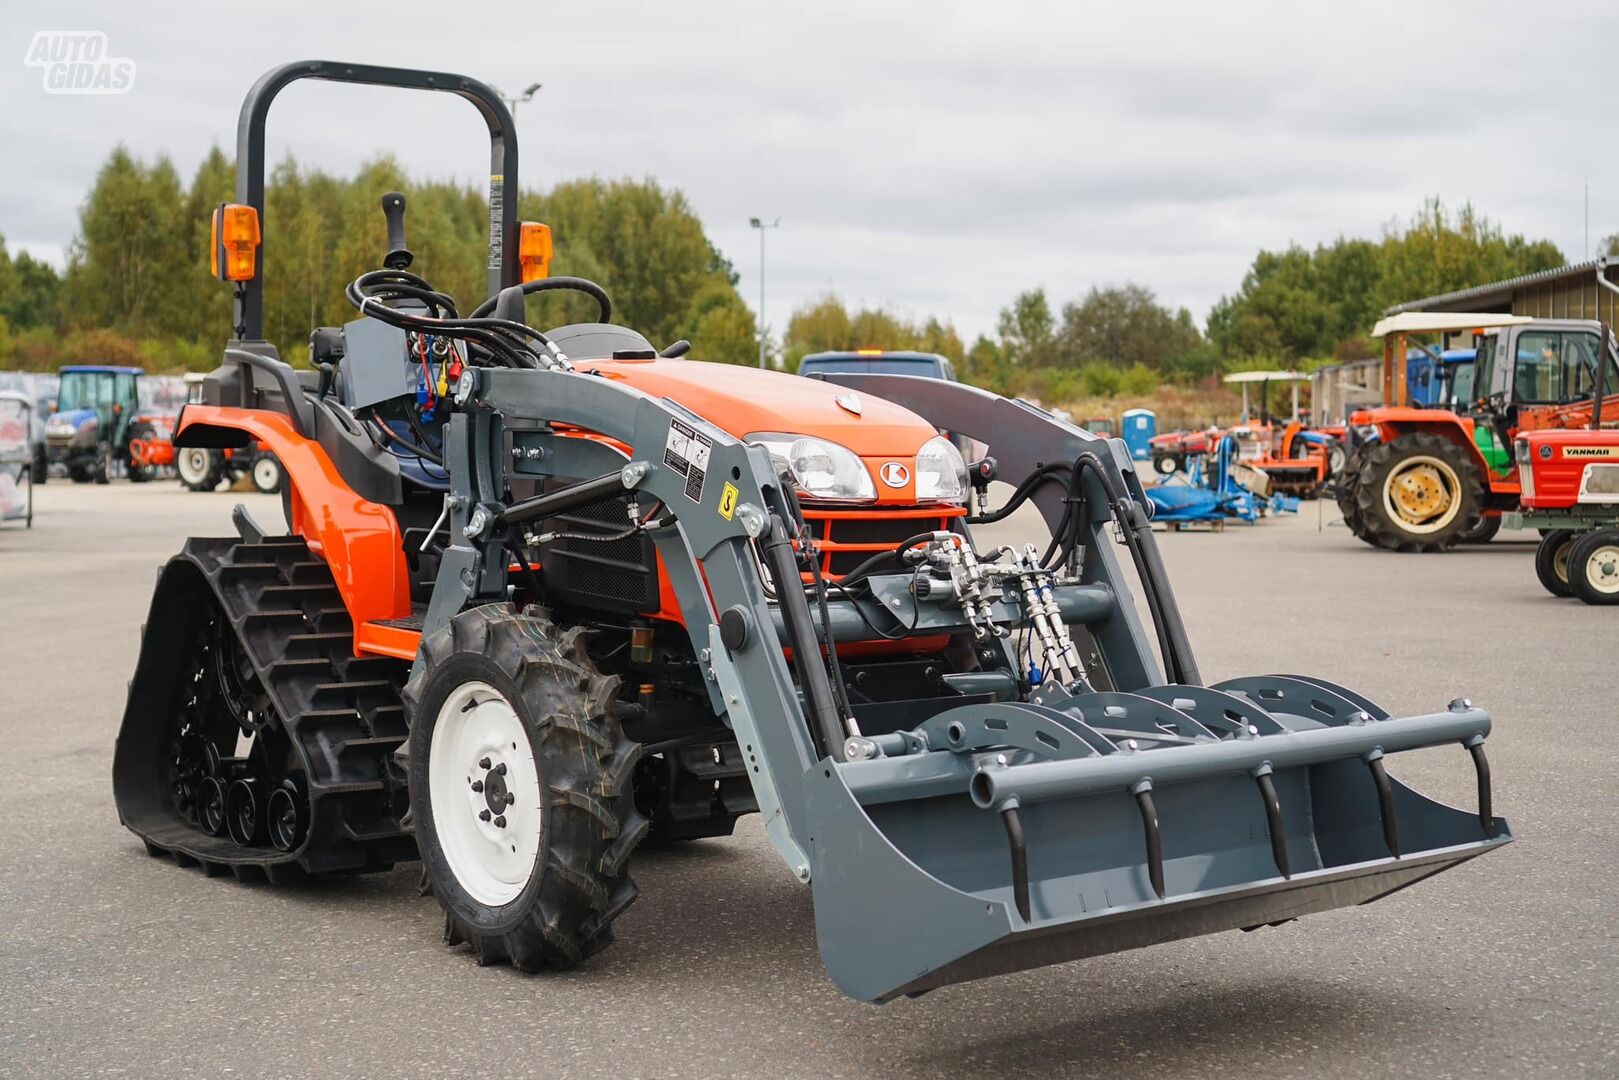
[469,276,612,323]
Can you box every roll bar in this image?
[232,60,522,340]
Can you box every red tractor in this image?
[1508,427,1619,603]
[1336,302,1619,551]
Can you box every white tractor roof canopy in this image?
[1370,312,1535,338]
[1223,370,1305,384]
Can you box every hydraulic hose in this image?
[1067,450,1200,686]
[468,276,613,323]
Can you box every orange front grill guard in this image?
[801,504,967,578]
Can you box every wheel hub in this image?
[427,681,543,906]
[1381,453,1463,534]
[1587,545,1619,594]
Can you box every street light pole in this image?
[749,216,780,369]
[492,81,543,120]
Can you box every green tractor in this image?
[42,365,159,483]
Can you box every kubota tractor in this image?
[114,62,1511,1003]
[1337,301,1619,551]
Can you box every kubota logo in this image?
[24,31,135,95]
[880,462,910,488]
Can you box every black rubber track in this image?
[403,606,649,970]
[113,536,417,881]
[1350,433,1484,552]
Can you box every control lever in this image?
[381,192,412,270]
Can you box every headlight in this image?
[746,433,876,501]
[915,435,968,502]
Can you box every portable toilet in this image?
[1121,408,1156,460]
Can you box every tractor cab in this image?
[1337,307,1619,551]
[44,365,146,482]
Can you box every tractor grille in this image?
[537,495,660,614]
[803,506,966,576]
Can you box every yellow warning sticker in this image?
[717,482,740,520]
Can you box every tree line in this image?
[0,146,757,372]
[0,146,1587,406]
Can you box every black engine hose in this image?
[966,463,1071,525]
[468,276,613,323]
[837,532,942,591]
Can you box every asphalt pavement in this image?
[0,482,1612,1079]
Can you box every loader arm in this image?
[432,365,1511,1002]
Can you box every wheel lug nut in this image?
[505,792,515,806]
[493,815,506,828]
[495,763,507,776]
[478,757,491,770]
[471,780,484,793]
[478,809,491,822]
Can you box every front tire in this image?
[403,606,647,970]
[251,454,283,495]
[1460,514,1502,544]
[1535,530,1576,597]
[1568,529,1619,605]
[177,447,224,492]
[1352,432,1483,552]
[1152,452,1182,477]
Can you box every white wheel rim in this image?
[1553,540,1573,583]
[253,457,279,489]
[429,681,542,907]
[178,448,211,485]
[1582,545,1619,595]
[1381,454,1462,534]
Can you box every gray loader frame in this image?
[419,363,1511,1002]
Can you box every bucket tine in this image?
[1000,804,1031,921]
[1132,782,1166,899]
[1254,766,1291,879]
[1465,735,1495,836]
[1366,752,1401,857]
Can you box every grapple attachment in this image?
[807,675,1508,1002]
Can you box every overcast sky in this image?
[5,0,1616,342]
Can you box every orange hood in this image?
[576,359,947,504]
[578,358,938,456]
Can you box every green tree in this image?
[1056,284,1203,369]
[0,235,61,330]
[781,294,968,371]
[63,147,191,338]
[994,288,1058,367]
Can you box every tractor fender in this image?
[1360,409,1494,478]
[174,404,411,632]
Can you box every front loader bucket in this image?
[804,676,1511,1002]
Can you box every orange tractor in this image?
[1336,303,1619,551]
[1220,371,1343,497]
[112,61,1510,1003]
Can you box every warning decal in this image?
[717,482,739,520]
[663,419,713,502]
